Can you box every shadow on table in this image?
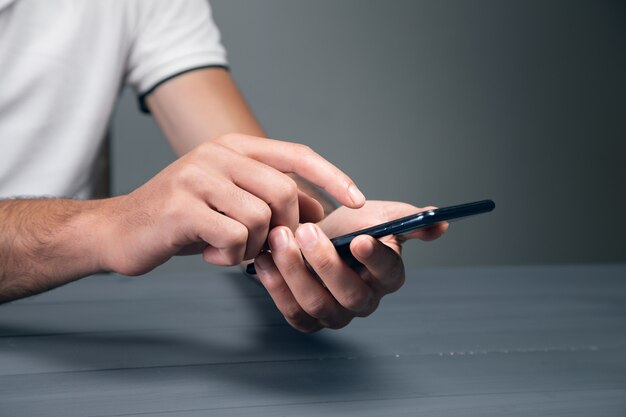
[0,272,391,397]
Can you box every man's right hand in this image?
[95,134,365,276]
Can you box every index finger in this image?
[217,135,366,208]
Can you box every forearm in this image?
[0,199,104,303]
[147,68,265,155]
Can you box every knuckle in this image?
[248,203,272,231]
[260,274,282,293]
[357,297,380,318]
[294,143,314,157]
[274,177,299,204]
[311,253,335,277]
[341,288,372,314]
[280,257,303,278]
[278,302,321,333]
[174,164,205,189]
[294,144,318,167]
[191,140,235,164]
[283,304,307,324]
[303,295,331,319]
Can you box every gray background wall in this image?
[111,0,626,270]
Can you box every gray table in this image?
[1,264,625,416]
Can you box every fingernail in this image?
[348,184,365,206]
[255,254,273,273]
[269,228,289,251]
[296,223,318,249]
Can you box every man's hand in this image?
[252,201,447,332]
[0,134,364,302]
[97,134,365,275]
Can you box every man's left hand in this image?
[252,201,447,332]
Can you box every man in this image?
[0,0,445,332]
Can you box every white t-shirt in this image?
[0,0,227,198]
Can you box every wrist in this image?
[55,200,107,276]
[64,197,120,275]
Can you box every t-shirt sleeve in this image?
[125,0,228,112]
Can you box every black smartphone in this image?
[332,199,495,268]
[246,199,495,274]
